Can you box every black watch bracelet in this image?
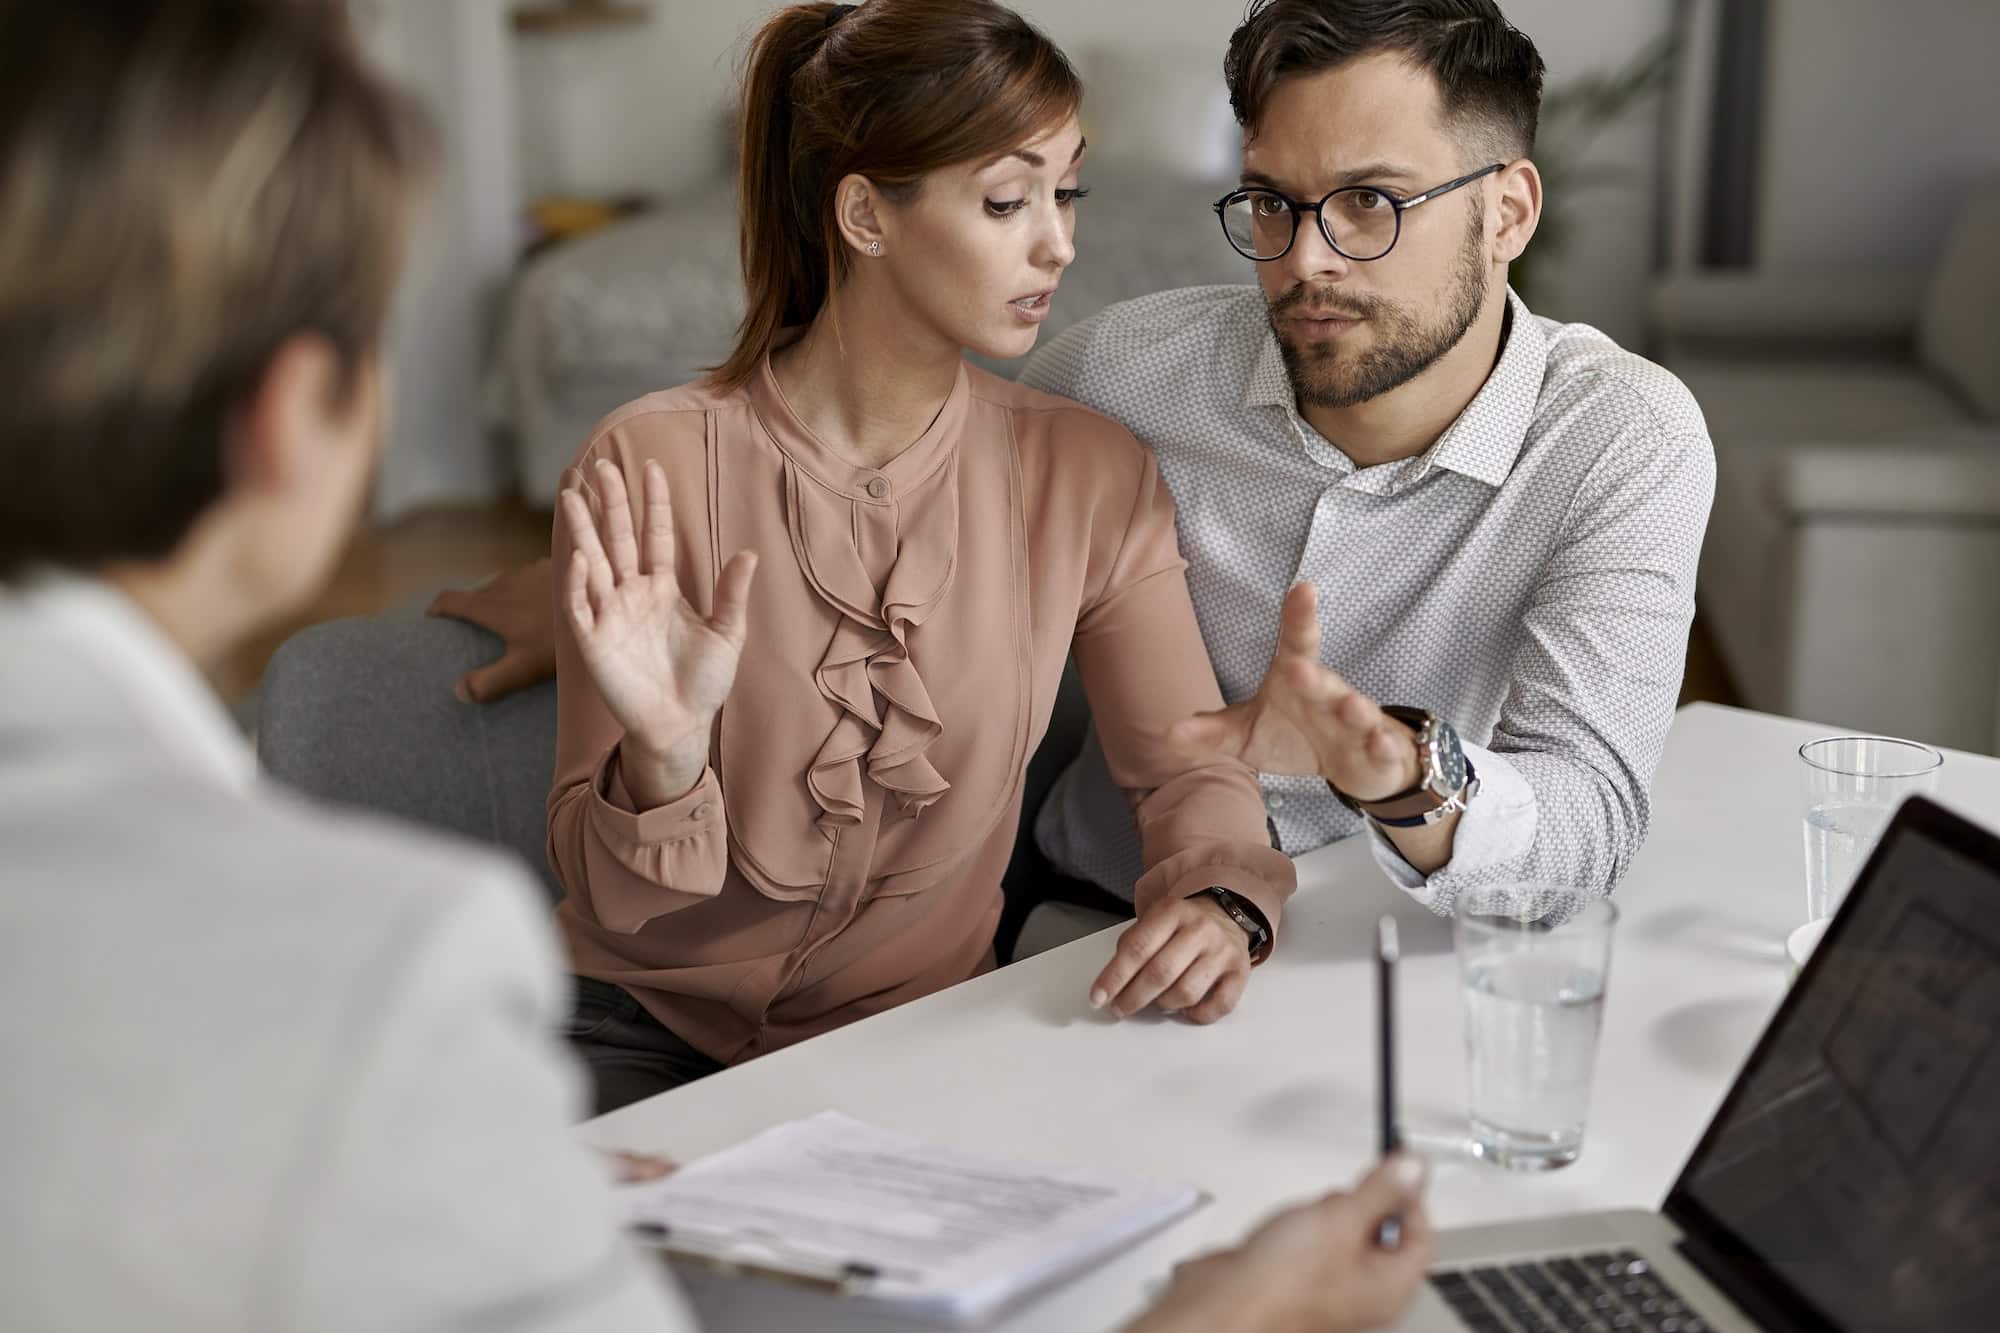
[1193,886,1273,964]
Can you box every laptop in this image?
[1402,795,2000,1333]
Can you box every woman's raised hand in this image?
[561,457,758,808]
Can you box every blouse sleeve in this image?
[1069,429,1296,942]
[545,426,732,936]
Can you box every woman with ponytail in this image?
[543,0,1295,1113]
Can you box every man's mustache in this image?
[1270,284,1379,322]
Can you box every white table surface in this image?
[578,704,2000,1331]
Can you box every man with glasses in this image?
[1027,0,1715,958]
[436,0,1714,958]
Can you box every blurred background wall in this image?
[264,0,2000,752]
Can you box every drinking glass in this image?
[1456,892,1618,1171]
[1798,736,1941,922]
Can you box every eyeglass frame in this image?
[1212,162,1507,263]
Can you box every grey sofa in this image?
[257,613,1107,959]
[257,615,564,899]
[1649,177,2000,751]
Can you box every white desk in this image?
[579,705,2000,1331]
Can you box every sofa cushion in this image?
[1919,177,2000,420]
[1649,270,1926,358]
[1697,428,1792,708]
[257,614,563,901]
[1675,359,1969,449]
[1777,428,2000,518]
[1686,359,1991,713]
[1685,356,2000,521]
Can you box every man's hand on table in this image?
[1125,1154,1433,1333]
[428,557,560,703]
[1089,893,1253,1024]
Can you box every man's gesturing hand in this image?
[1166,581,1419,802]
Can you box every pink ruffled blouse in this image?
[547,355,1294,1063]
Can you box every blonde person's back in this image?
[0,4,697,1328]
[0,578,700,1333]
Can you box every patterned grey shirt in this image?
[1025,285,1715,919]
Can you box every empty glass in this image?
[1798,736,1942,923]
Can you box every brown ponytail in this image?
[713,0,1081,390]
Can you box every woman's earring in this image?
[866,241,882,257]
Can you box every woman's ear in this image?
[832,172,888,258]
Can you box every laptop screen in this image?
[1666,798,2000,1333]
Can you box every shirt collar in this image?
[9,571,257,793]
[1424,288,1546,488]
[1243,315,1294,411]
[1239,286,1549,489]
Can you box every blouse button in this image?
[690,802,715,821]
[865,477,890,500]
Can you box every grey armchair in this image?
[1649,177,2000,751]
[256,614,563,899]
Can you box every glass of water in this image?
[1455,892,1617,1172]
[1798,736,1941,923]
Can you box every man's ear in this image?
[230,332,344,493]
[1493,158,1542,265]
[832,172,888,258]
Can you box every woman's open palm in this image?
[561,457,758,770]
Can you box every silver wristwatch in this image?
[1335,706,1479,829]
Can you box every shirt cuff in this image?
[594,747,724,846]
[1364,742,1538,911]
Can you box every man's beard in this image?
[1269,203,1489,410]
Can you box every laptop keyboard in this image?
[1430,1249,1712,1333]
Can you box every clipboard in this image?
[614,1110,1206,1323]
[627,1219,896,1296]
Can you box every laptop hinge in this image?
[1665,1210,1831,1333]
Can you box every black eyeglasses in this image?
[1213,163,1505,263]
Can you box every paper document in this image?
[618,1110,1203,1323]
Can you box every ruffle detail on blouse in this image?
[783,456,959,829]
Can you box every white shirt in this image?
[15,573,259,791]
[0,575,699,1333]
[1025,286,1715,919]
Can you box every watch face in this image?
[1431,721,1467,794]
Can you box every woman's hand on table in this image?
[1089,893,1255,1024]
[562,457,759,811]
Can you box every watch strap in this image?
[1193,886,1273,964]
[1367,757,1478,827]
[1378,705,1433,731]
[1358,785,1456,823]
[1334,706,1473,826]
[1335,707,1436,816]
